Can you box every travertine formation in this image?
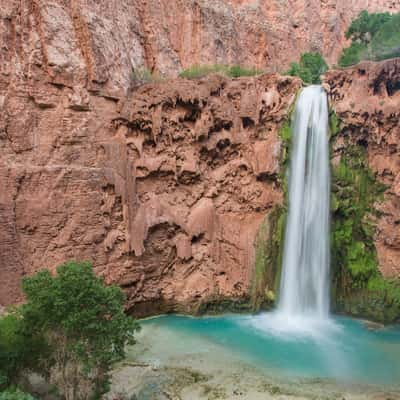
[325,59,400,278]
[0,48,300,310]
[1,0,399,314]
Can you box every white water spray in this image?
[278,85,330,318]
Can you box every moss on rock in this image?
[330,124,400,323]
[249,117,292,311]
[251,206,285,311]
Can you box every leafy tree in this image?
[19,261,140,400]
[339,11,400,66]
[285,52,328,84]
[370,13,400,60]
[0,313,48,389]
[345,10,391,41]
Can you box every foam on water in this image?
[246,312,341,341]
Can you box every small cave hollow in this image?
[242,117,255,129]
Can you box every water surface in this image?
[141,313,400,387]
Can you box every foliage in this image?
[331,136,400,322]
[228,65,262,78]
[329,110,340,138]
[370,13,400,60]
[0,313,48,389]
[0,388,37,400]
[178,64,262,79]
[279,121,292,143]
[132,67,164,85]
[338,42,367,68]
[285,53,328,84]
[0,314,22,388]
[331,145,384,284]
[345,10,391,40]
[252,206,285,310]
[18,261,140,400]
[339,11,400,66]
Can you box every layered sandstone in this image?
[324,58,400,278]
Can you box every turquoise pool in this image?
[141,313,400,387]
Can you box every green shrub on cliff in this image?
[179,64,262,79]
[338,42,367,68]
[370,13,400,60]
[345,10,391,41]
[339,11,400,66]
[285,52,328,84]
[331,139,400,322]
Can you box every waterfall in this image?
[278,85,330,319]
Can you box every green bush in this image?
[0,313,48,389]
[339,11,400,66]
[370,13,400,60]
[331,138,400,322]
[338,42,367,67]
[228,65,262,78]
[0,388,37,400]
[14,261,140,400]
[285,53,328,84]
[179,64,262,79]
[345,10,391,41]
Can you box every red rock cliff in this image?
[0,41,301,310]
[1,0,397,95]
[1,0,399,313]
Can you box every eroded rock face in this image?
[325,59,400,278]
[0,36,301,312]
[93,74,300,314]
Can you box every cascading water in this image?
[249,85,333,337]
[278,85,330,319]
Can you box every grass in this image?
[178,64,263,79]
[132,67,165,84]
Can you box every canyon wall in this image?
[1,0,399,317]
[1,0,398,97]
